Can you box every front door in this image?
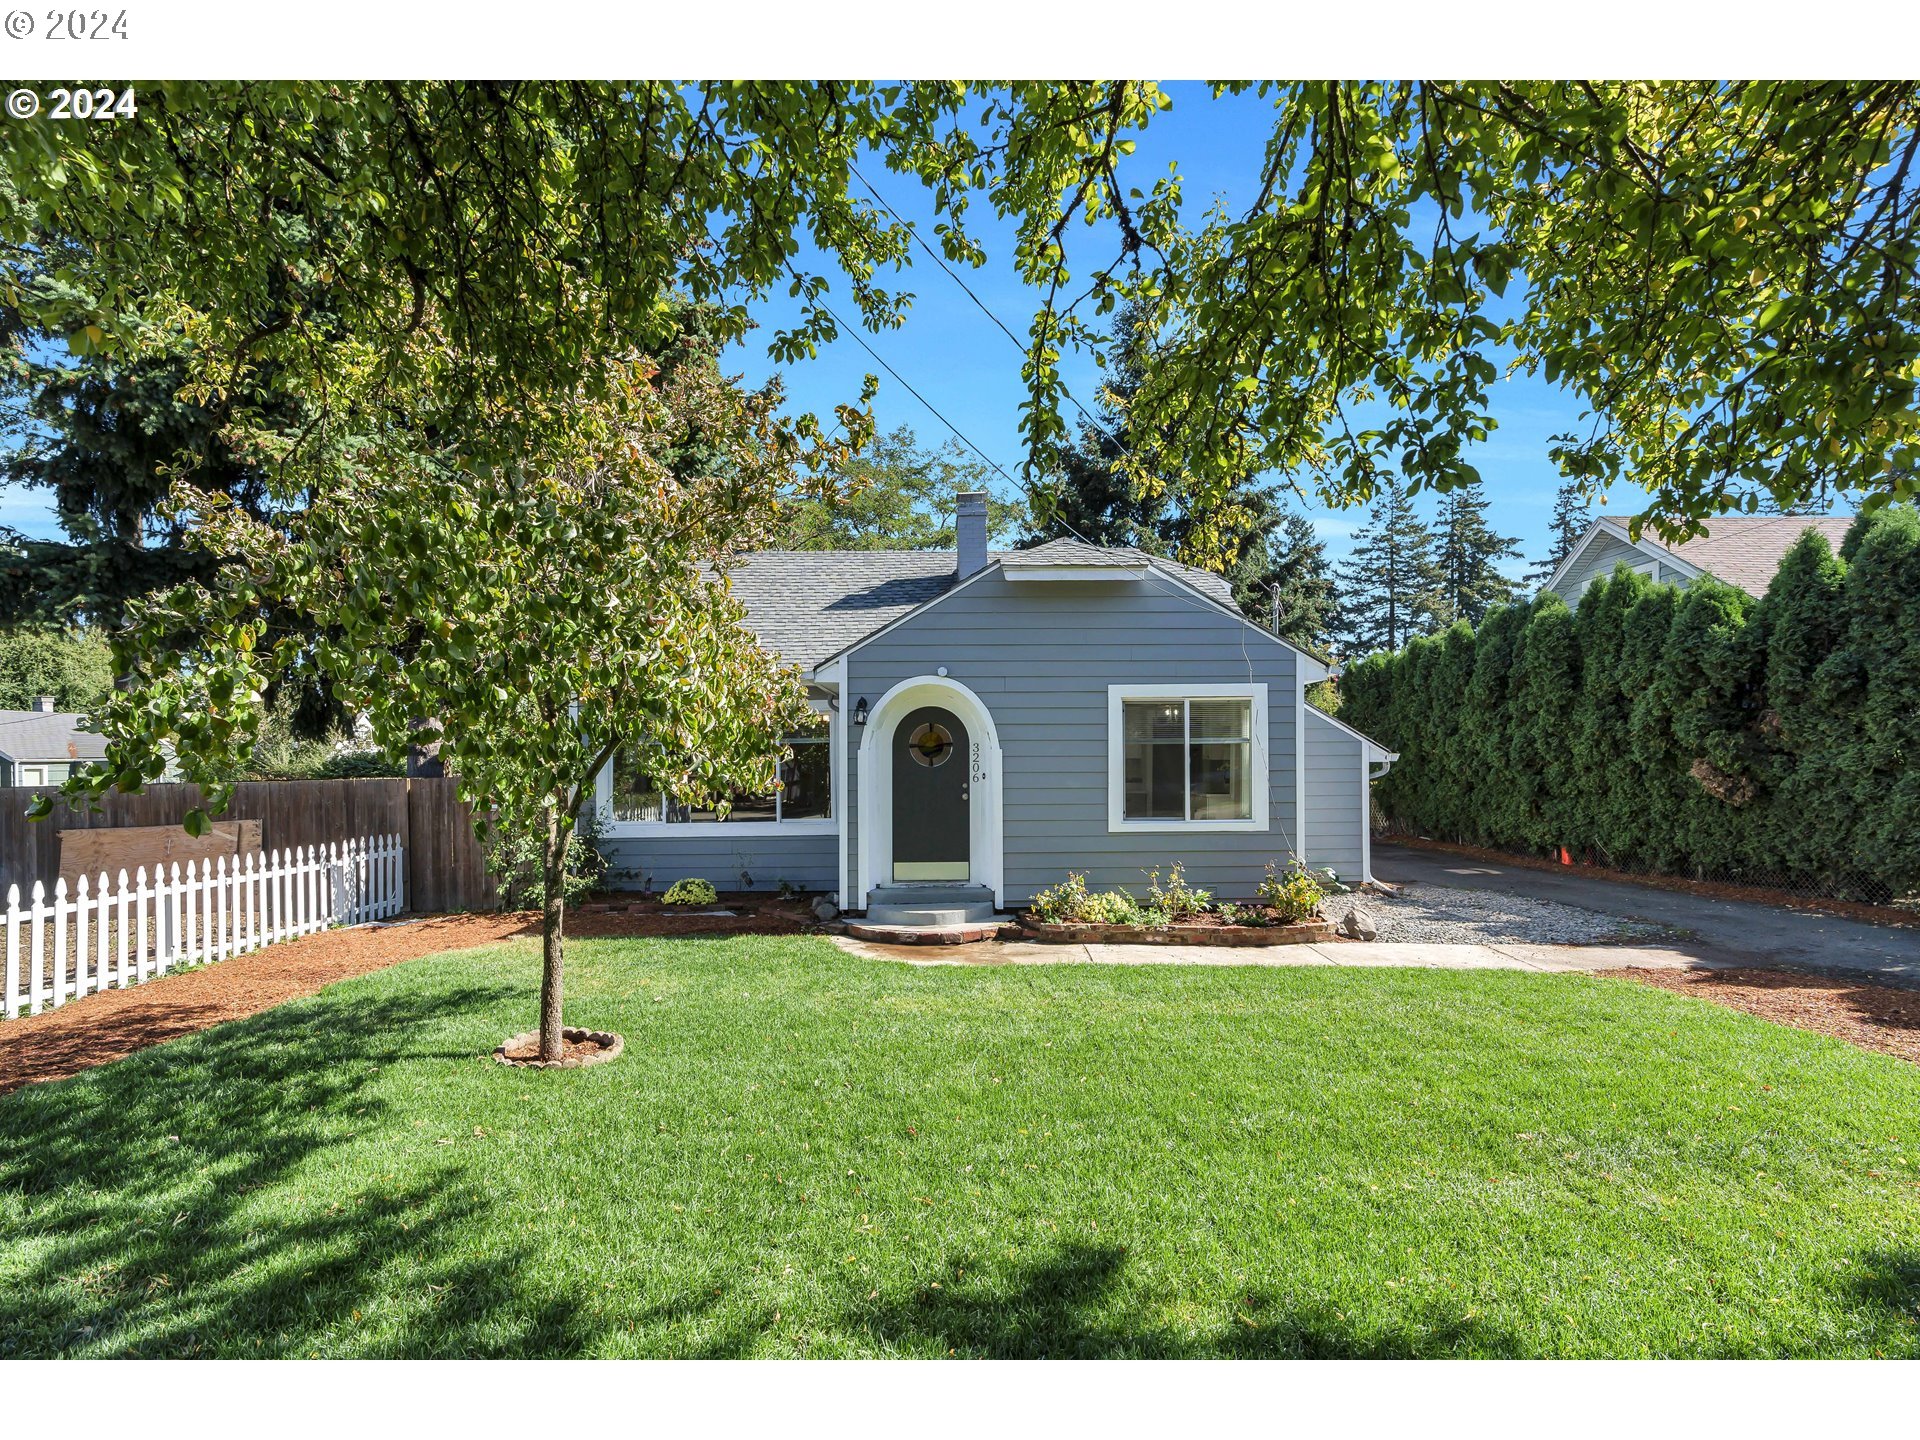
[892,705,970,881]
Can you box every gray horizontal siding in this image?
[1303,711,1365,882]
[1551,530,1692,602]
[598,832,836,894]
[846,571,1299,904]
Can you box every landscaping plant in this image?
[1258,858,1328,924]
[661,879,719,908]
[1143,863,1213,920]
[1342,505,1920,900]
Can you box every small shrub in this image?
[1143,862,1212,920]
[483,816,608,911]
[1216,901,1244,926]
[1028,874,1151,926]
[1257,858,1325,924]
[1029,872,1092,923]
[662,877,719,907]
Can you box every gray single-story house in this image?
[0,698,109,788]
[1541,512,1854,604]
[594,493,1396,912]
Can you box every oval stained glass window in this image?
[907,722,954,767]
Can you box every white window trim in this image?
[1106,683,1269,834]
[593,728,838,839]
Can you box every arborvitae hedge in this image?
[1340,506,1920,901]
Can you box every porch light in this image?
[853,697,868,727]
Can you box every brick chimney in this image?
[955,490,989,580]
[32,695,56,713]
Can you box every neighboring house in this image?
[594,493,1397,910]
[1542,512,1855,604]
[0,697,109,788]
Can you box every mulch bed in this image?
[0,898,826,1096]
[494,1026,624,1069]
[1390,835,1920,930]
[1602,965,1920,1066]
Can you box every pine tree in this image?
[1434,482,1522,625]
[1525,481,1591,588]
[1232,509,1340,653]
[1334,482,1439,656]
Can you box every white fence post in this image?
[115,869,129,988]
[50,879,69,1009]
[4,885,18,1020]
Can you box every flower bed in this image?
[1018,861,1342,945]
[1015,914,1335,945]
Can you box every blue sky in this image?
[0,82,1659,572]
[720,82,1661,575]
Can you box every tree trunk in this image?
[538,803,568,1061]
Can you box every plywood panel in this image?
[58,820,263,883]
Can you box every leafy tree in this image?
[1433,482,1521,625]
[1524,482,1592,589]
[782,425,1024,550]
[57,350,856,1063]
[0,625,113,712]
[2,82,1914,539]
[1334,482,1440,655]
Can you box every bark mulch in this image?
[1602,965,1920,1066]
[1391,835,1920,930]
[0,898,823,1096]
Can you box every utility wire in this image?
[847,158,1126,449]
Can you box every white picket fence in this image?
[2,834,405,1020]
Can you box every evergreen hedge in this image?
[1340,506,1920,901]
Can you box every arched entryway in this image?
[856,676,1003,908]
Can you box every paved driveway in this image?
[1370,842,1920,984]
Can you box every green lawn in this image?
[2,934,1917,1358]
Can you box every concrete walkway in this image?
[828,933,1708,972]
[1371,842,1920,983]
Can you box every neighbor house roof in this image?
[1557,513,1856,599]
[719,545,1241,669]
[0,710,109,763]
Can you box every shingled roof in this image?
[0,710,109,763]
[718,545,1242,669]
[1595,513,1854,597]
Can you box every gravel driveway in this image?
[1321,884,1672,946]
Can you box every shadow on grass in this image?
[832,1243,1525,1359]
[0,981,609,1358]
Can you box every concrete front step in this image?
[865,883,997,929]
[867,904,997,927]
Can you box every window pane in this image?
[1123,699,1186,743]
[610,749,669,821]
[1123,741,1186,819]
[780,740,830,820]
[1190,740,1252,820]
[1190,699,1251,740]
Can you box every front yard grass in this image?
[2,933,1917,1357]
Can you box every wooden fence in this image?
[4,835,405,1019]
[0,778,495,913]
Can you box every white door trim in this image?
[855,675,1004,909]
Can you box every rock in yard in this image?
[811,896,840,922]
[1337,906,1379,942]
